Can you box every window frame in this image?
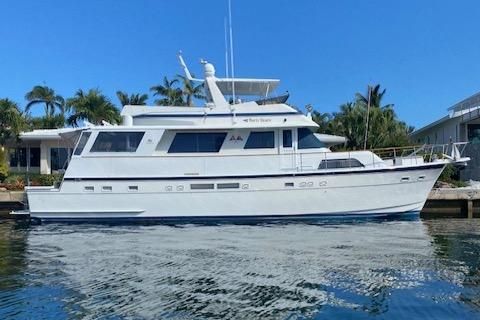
[298,128,325,149]
[167,132,227,153]
[282,130,293,148]
[244,131,276,149]
[318,158,364,170]
[90,131,145,153]
[74,132,92,156]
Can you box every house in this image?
[410,91,480,180]
[7,128,79,175]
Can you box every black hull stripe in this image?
[133,111,301,118]
[63,163,445,182]
[32,211,419,224]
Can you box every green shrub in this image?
[0,148,8,182]
[438,164,466,188]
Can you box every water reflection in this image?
[0,218,478,319]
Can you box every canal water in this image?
[0,216,479,319]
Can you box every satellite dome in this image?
[204,62,215,77]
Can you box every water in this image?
[0,216,479,319]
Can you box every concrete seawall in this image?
[422,188,480,218]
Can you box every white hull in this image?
[26,163,444,221]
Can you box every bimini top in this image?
[215,78,279,97]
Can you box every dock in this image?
[422,188,480,219]
[1,189,480,219]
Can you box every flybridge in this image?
[178,54,285,107]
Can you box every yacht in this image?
[19,56,469,221]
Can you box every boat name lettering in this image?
[243,118,272,123]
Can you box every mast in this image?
[224,17,229,78]
[228,0,235,103]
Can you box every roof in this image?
[215,78,279,96]
[20,127,82,141]
[411,90,480,137]
[448,91,480,112]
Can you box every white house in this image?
[411,91,480,180]
[8,128,79,175]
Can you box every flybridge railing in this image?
[370,142,468,163]
[297,142,469,171]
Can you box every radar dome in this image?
[204,62,215,77]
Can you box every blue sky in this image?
[1,0,479,128]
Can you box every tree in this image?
[66,89,121,126]
[25,85,65,117]
[311,84,412,150]
[116,91,149,106]
[0,98,25,146]
[27,114,66,130]
[150,77,184,106]
[177,75,205,106]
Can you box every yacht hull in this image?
[25,163,444,221]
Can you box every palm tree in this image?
[0,99,25,146]
[150,77,184,106]
[25,85,65,117]
[177,75,205,106]
[66,89,121,126]
[116,91,149,106]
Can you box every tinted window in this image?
[283,130,292,148]
[91,132,144,152]
[30,148,40,167]
[244,131,275,149]
[318,158,364,169]
[74,132,91,155]
[9,148,27,167]
[298,128,325,149]
[51,148,72,171]
[168,132,227,153]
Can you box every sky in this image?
[1,0,479,129]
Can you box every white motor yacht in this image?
[18,56,469,221]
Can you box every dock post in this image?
[468,200,473,219]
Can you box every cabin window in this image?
[298,128,325,149]
[102,186,113,192]
[51,148,72,171]
[217,183,240,189]
[283,130,292,148]
[285,182,294,187]
[74,132,91,155]
[190,183,215,190]
[84,186,94,192]
[244,131,275,149]
[90,132,145,152]
[318,158,364,169]
[128,186,138,191]
[168,132,227,153]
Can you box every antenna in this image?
[363,86,372,150]
[224,17,229,78]
[228,0,235,103]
